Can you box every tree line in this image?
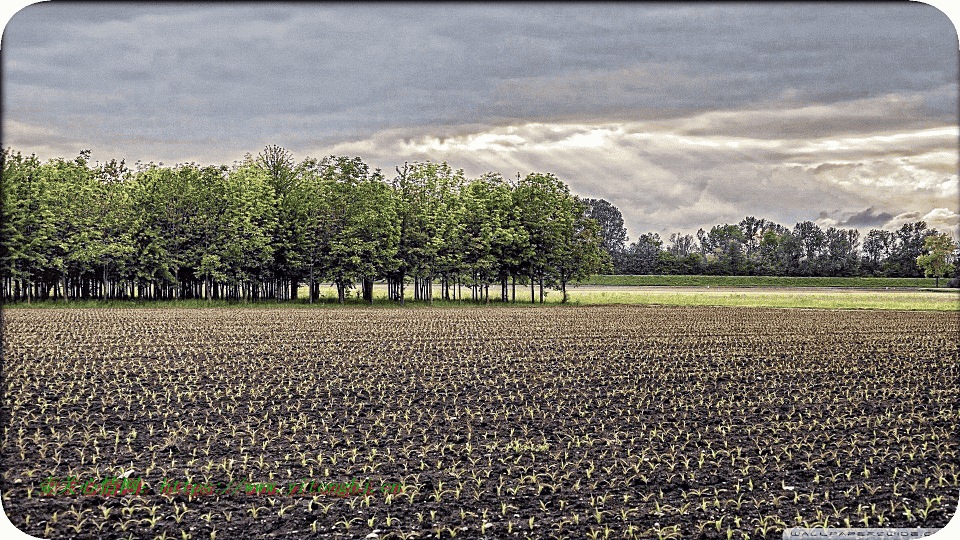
[3,145,956,306]
[0,146,608,304]
[585,199,958,281]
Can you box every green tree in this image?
[698,224,745,275]
[459,176,496,302]
[916,232,957,287]
[549,196,609,303]
[893,222,934,278]
[514,172,571,303]
[391,161,464,304]
[791,221,825,276]
[41,151,104,299]
[460,173,525,304]
[257,145,306,301]
[862,229,896,277]
[823,227,860,277]
[87,159,135,300]
[315,156,398,304]
[0,149,49,302]
[223,158,277,300]
[582,198,628,270]
[621,233,662,275]
[127,163,207,300]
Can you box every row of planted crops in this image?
[1,305,957,539]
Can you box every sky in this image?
[2,2,958,244]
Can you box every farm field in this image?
[1,306,957,539]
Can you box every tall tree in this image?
[823,227,860,277]
[792,221,825,276]
[514,172,571,303]
[892,221,934,277]
[667,233,697,258]
[315,156,398,304]
[550,196,608,303]
[916,232,957,287]
[390,161,464,304]
[862,229,896,277]
[738,216,767,264]
[700,224,745,275]
[257,145,305,300]
[0,149,50,302]
[582,198,628,269]
[755,223,791,276]
[460,175,500,303]
[620,233,663,275]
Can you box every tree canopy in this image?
[0,147,608,303]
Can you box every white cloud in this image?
[304,116,958,241]
[882,208,959,235]
[920,208,960,232]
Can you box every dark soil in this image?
[2,306,956,539]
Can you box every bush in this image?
[946,277,960,288]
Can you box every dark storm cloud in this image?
[5,3,957,150]
[837,207,896,228]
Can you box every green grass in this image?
[583,274,942,288]
[563,288,958,311]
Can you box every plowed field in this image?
[2,306,957,539]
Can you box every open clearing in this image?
[560,286,959,311]
[2,306,957,539]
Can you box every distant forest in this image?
[1,146,955,304]
[602,206,952,280]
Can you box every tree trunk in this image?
[363,277,373,304]
[531,268,535,303]
[309,267,314,304]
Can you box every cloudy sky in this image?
[2,2,958,242]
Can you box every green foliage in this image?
[916,233,958,286]
[3,144,951,306]
[549,196,610,302]
[1,147,606,305]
